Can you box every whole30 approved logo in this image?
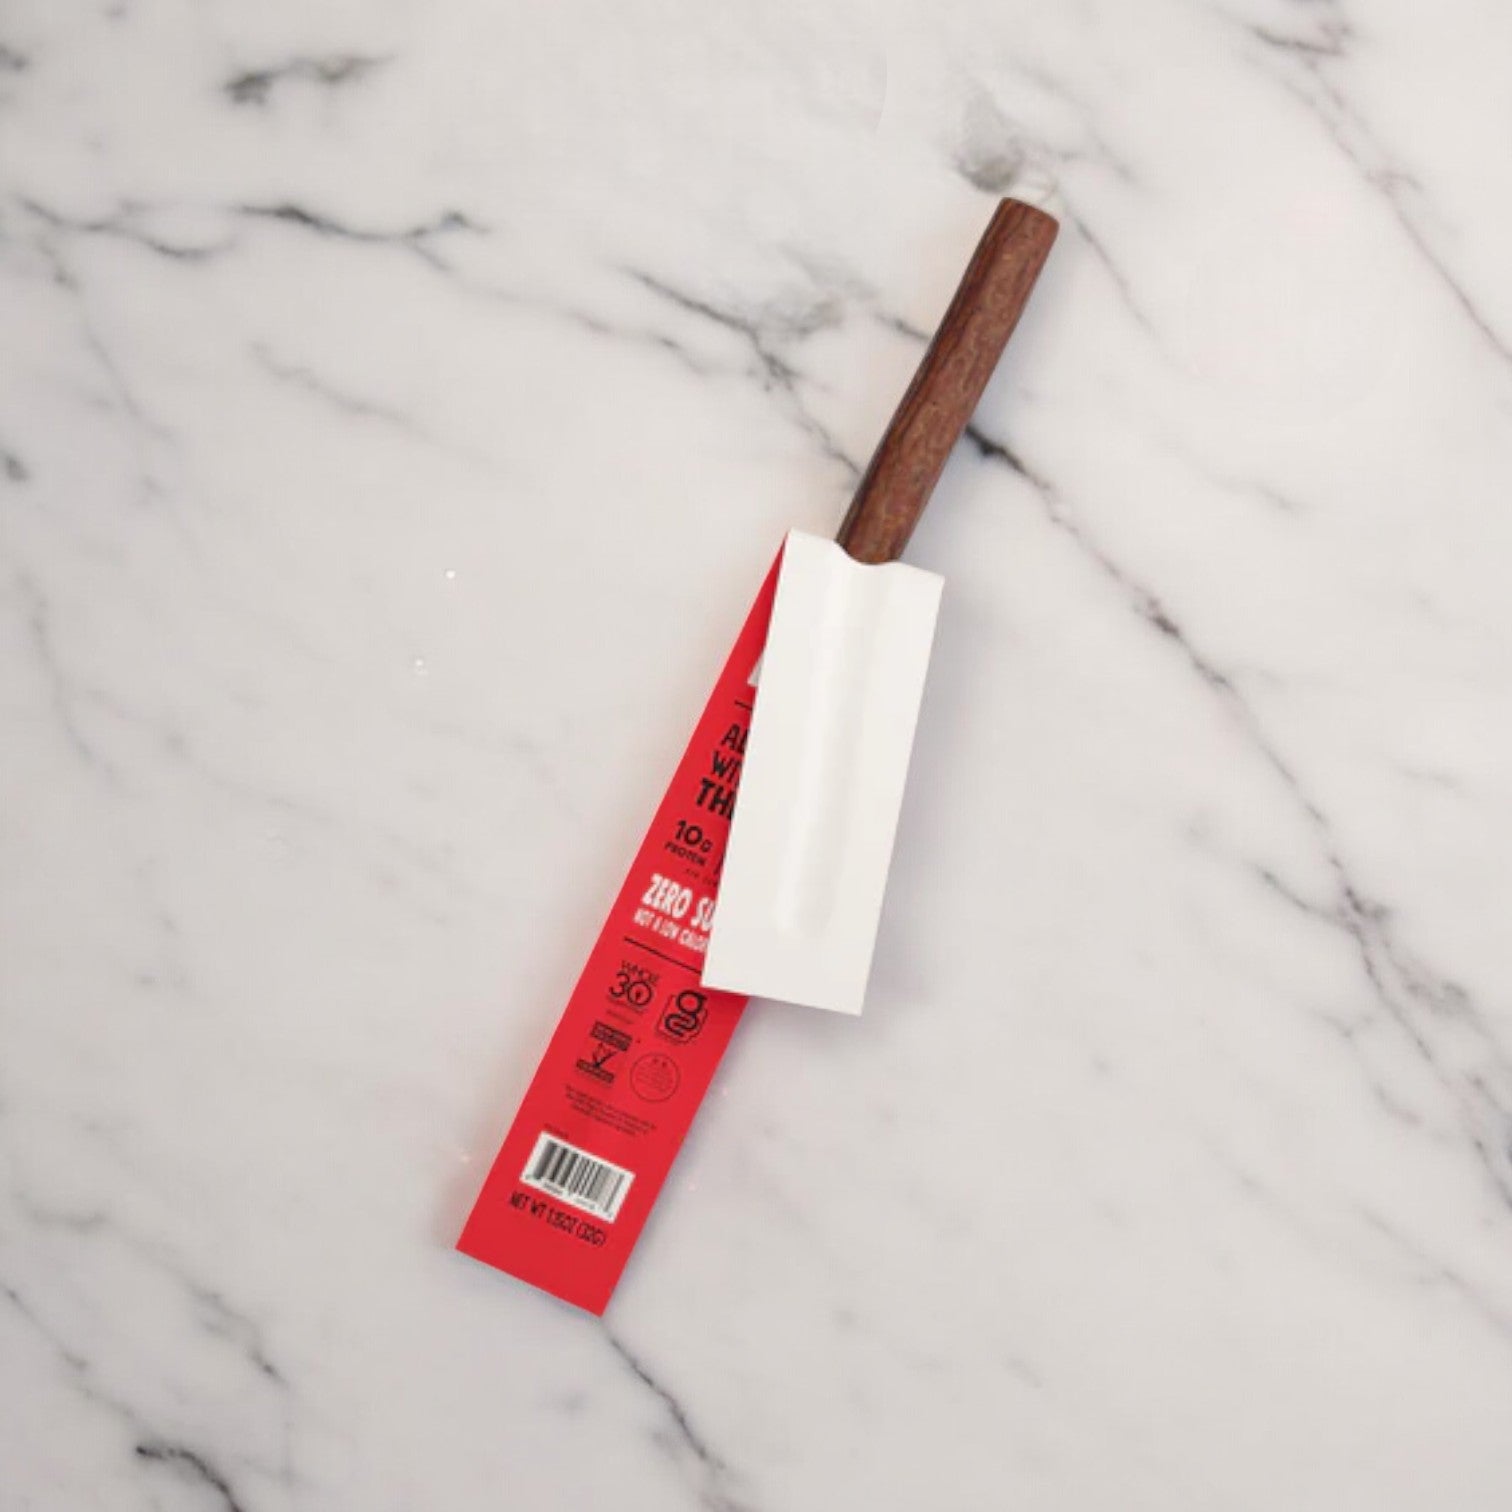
[607,959,658,1011]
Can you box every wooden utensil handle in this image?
[834,199,1058,564]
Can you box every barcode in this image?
[520,1133,633,1222]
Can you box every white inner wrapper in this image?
[701,530,943,1015]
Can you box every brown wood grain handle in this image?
[834,199,1058,564]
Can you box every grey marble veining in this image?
[3,1,1512,1507]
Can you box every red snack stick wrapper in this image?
[457,556,778,1313]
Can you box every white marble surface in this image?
[5,1,1512,1506]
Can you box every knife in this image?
[703,197,1058,1013]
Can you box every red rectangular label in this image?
[457,556,778,1313]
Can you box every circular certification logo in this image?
[630,1052,680,1103]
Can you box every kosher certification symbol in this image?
[629,1051,680,1103]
